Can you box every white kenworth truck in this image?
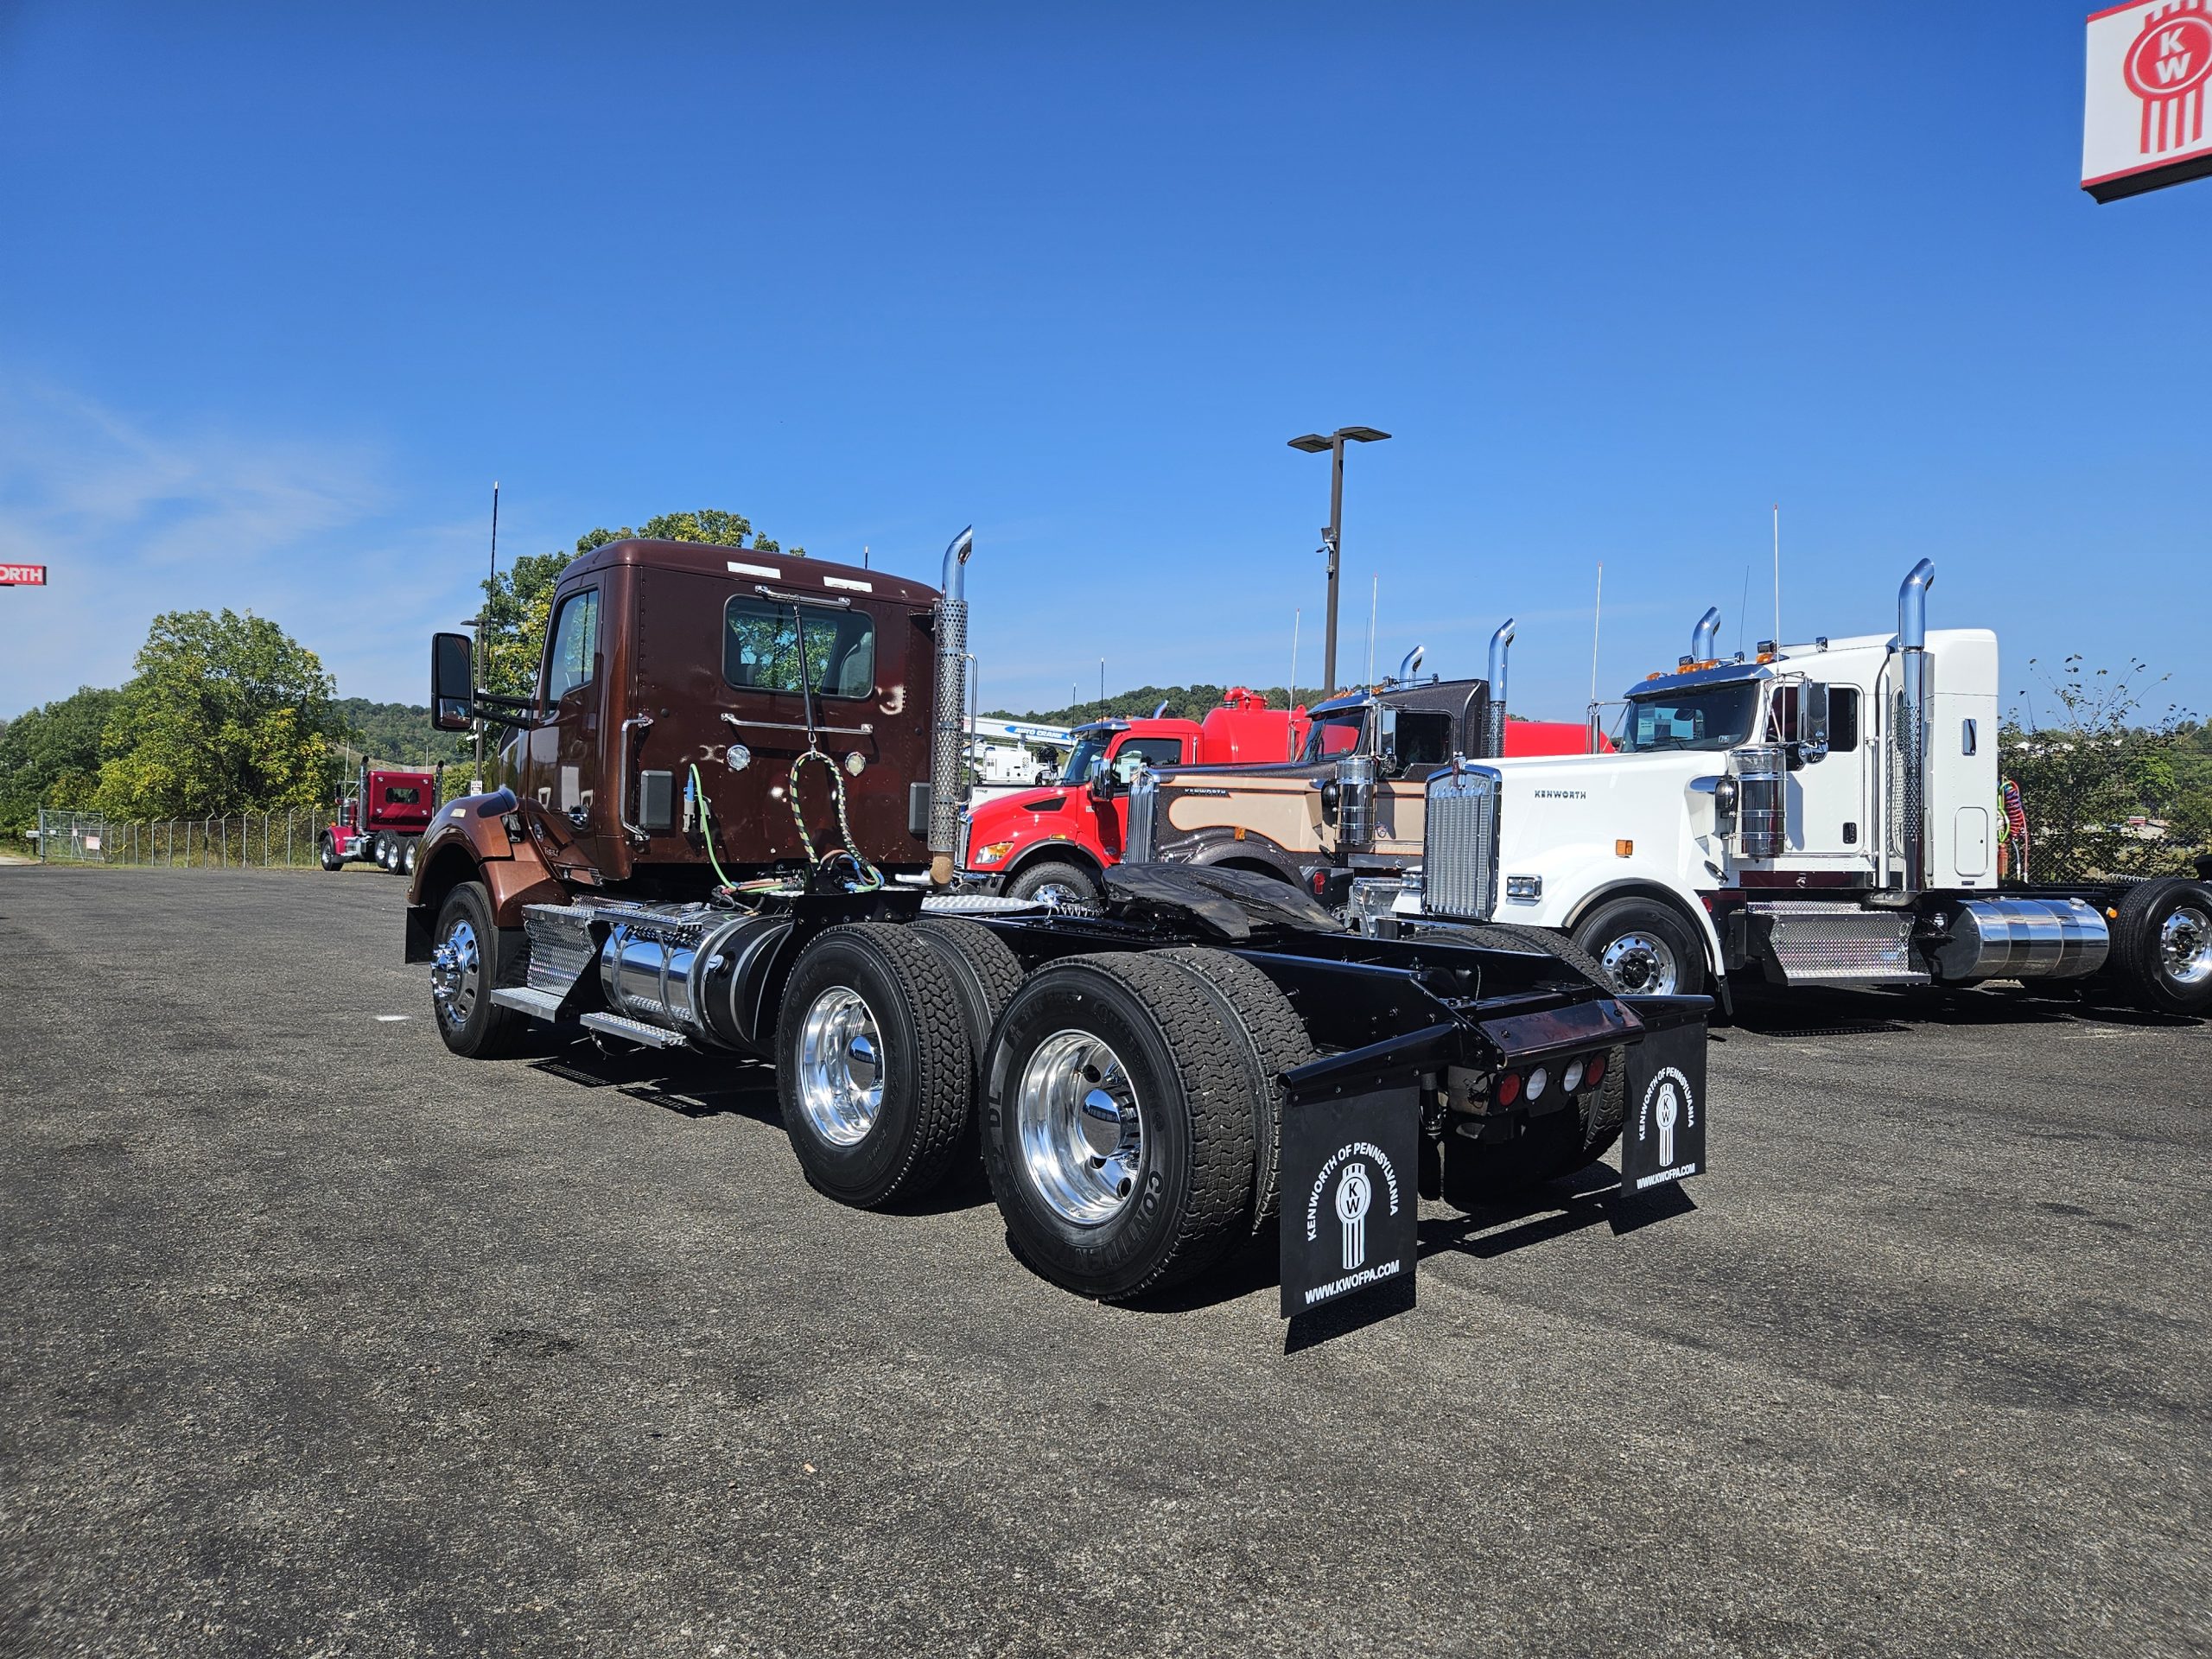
[1308,560,2212,1018]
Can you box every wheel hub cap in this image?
[1599,931,1679,995]
[430,918,480,1027]
[1019,1031,1143,1225]
[2162,905,2212,987]
[796,987,886,1146]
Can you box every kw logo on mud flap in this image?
[1334,1163,1373,1270]
[1635,1065,1698,1189]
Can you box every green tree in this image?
[2000,656,2205,882]
[0,686,122,835]
[94,609,347,817]
[477,509,805,698]
[328,696,473,769]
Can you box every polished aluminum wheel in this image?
[795,987,885,1147]
[1599,930,1680,995]
[1017,1029,1143,1224]
[2163,904,2212,987]
[430,918,480,1029]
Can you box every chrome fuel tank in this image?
[1925,896,2108,982]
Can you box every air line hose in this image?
[687,764,739,891]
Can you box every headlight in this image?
[1562,1058,1585,1093]
[974,840,1014,866]
[1524,1065,1548,1103]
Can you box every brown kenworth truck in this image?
[406,531,1712,1315]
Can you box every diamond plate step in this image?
[921,893,1043,915]
[578,1010,690,1050]
[1751,900,1926,985]
[489,987,568,1021]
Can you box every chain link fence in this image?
[34,807,356,870]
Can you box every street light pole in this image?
[1287,427,1389,694]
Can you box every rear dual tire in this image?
[2112,878,2212,1017]
[774,925,978,1209]
[980,951,1282,1301]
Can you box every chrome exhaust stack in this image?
[1483,618,1516,758]
[1897,558,1935,894]
[928,526,975,885]
[1691,607,1721,662]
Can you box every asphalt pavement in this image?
[2,866,2208,1658]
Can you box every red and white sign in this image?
[2085,1,2212,200]
[0,564,46,586]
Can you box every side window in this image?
[1395,712,1453,766]
[1114,738,1185,780]
[1828,687,1860,753]
[544,588,601,703]
[724,597,877,698]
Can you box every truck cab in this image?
[321,765,437,872]
[408,537,951,950]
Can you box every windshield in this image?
[1615,683,1761,753]
[1298,710,1366,764]
[1060,736,1112,785]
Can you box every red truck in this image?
[320,764,437,874]
[961,690,1306,906]
[961,682,1599,908]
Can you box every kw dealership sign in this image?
[0,564,46,587]
[2083,1,2212,200]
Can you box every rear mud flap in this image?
[1277,1082,1421,1319]
[1618,1014,1707,1192]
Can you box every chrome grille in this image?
[1422,765,1501,921]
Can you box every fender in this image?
[999,836,1108,886]
[1560,875,1726,982]
[1165,825,1307,886]
[403,789,569,958]
[1497,847,1727,985]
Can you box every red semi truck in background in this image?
[965,689,1306,906]
[321,764,437,874]
[963,683,1599,908]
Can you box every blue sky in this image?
[3,2,2205,728]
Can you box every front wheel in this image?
[1005,858,1103,912]
[775,925,976,1208]
[1572,897,1705,998]
[429,880,531,1058]
[318,835,342,872]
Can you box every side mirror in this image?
[1375,706,1399,773]
[1795,681,1830,766]
[431,632,474,732]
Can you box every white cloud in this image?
[0,378,482,715]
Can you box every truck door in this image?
[1774,681,1870,871]
[534,585,607,861]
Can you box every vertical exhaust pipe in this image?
[1897,558,1936,894]
[1691,607,1721,662]
[1483,618,1516,758]
[928,526,975,885]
